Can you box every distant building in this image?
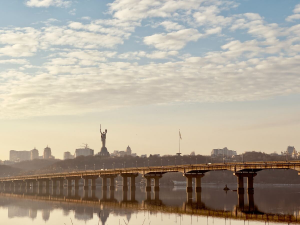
[30,148,39,160]
[9,150,31,162]
[111,146,135,157]
[141,154,147,158]
[75,146,94,157]
[286,146,296,155]
[211,147,237,157]
[126,146,132,155]
[64,151,74,160]
[43,146,52,159]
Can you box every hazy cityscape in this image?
[1,0,300,225]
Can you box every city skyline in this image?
[0,0,300,159]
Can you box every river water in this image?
[0,184,299,225]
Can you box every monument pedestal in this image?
[100,147,110,157]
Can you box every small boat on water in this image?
[223,184,230,191]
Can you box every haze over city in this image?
[0,0,300,160]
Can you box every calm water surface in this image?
[0,184,299,225]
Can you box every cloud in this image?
[0,28,41,57]
[193,5,233,27]
[26,0,72,8]
[144,29,203,50]
[158,21,184,31]
[1,54,300,119]
[0,59,29,64]
[0,0,300,120]
[118,51,178,60]
[286,4,300,22]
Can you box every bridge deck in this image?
[1,161,300,182]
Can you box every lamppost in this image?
[85,165,87,171]
[196,157,198,164]
[124,162,126,168]
[103,163,105,170]
[113,162,115,170]
[161,158,163,167]
[94,164,95,171]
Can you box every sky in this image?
[0,0,300,160]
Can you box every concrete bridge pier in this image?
[121,175,128,192]
[59,180,64,190]
[83,178,89,191]
[91,177,97,191]
[74,178,80,196]
[146,190,151,201]
[234,173,257,194]
[184,174,205,193]
[45,180,50,195]
[13,182,20,192]
[109,189,115,200]
[238,192,244,209]
[37,181,43,194]
[32,181,37,193]
[101,189,108,201]
[248,193,255,211]
[66,179,72,197]
[145,177,151,192]
[100,176,108,191]
[21,181,27,193]
[143,174,163,192]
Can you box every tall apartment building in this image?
[30,148,39,160]
[43,146,52,159]
[63,151,74,160]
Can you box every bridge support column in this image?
[83,178,89,191]
[109,177,115,191]
[185,174,193,193]
[143,173,163,192]
[234,173,257,194]
[21,181,27,193]
[91,178,97,191]
[145,177,151,192]
[59,180,64,190]
[195,174,204,192]
[45,180,50,195]
[121,174,138,192]
[100,176,107,191]
[247,174,256,194]
[74,178,80,196]
[122,176,128,191]
[52,179,57,190]
[66,179,72,196]
[131,176,137,191]
[37,181,43,194]
[32,181,37,193]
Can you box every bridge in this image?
[0,161,300,195]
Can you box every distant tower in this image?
[30,148,39,160]
[126,146,132,155]
[43,146,51,159]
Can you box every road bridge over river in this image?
[0,161,300,194]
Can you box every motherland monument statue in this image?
[99,124,110,157]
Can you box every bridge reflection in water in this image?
[0,184,299,224]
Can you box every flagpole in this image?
[179,129,180,154]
